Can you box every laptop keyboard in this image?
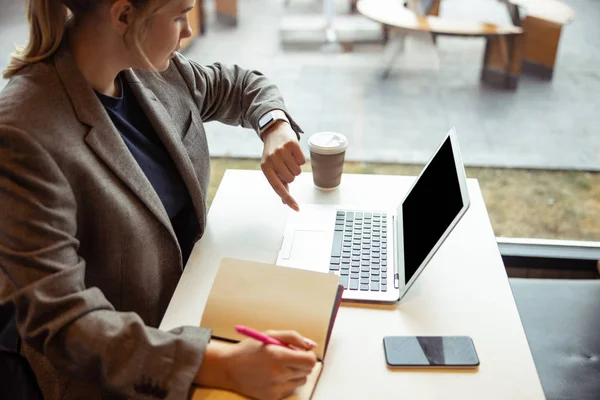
[329,211,388,292]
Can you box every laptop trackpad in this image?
[286,230,330,272]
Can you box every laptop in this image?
[275,128,470,303]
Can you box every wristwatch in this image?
[258,110,289,138]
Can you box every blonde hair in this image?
[3,0,166,80]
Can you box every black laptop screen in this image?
[402,137,464,284]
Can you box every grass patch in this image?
[208,158,600,241]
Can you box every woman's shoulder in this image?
[0,59,65,124]
[0,58,80,156]
[1,58,60,96]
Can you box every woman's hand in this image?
[261,122,306,212]
[196,330,318,400]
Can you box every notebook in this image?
[192,258,344,399]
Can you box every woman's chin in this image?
[155,59,171,72]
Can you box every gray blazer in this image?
[0,43,301,400]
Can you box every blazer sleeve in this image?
[0,125,211,400]
[181,57,303,138]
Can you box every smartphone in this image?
[383,336,480,368]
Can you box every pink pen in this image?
[235,325,292,349]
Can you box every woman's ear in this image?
[109,0,135,35]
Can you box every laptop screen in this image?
[402,136,464,284]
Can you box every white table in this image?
[160,170,545,399]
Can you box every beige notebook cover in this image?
[192,258,344,400]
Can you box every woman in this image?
[0,0,318,399]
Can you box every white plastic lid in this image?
[307,132,348,155]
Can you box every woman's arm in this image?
[173,57,307,210]
[0,125,210,400]
[181,58,302,139]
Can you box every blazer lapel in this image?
[53,43,176,241]
[124,71,206,231]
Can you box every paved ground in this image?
[1,0,599,170]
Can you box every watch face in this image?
[259,112,274,129]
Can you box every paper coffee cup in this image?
[308,132,348,190]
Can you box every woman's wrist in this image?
[194,341,232,389]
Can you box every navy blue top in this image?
[96,75,199,265]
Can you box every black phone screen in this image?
[383,336,479,367]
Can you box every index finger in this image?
[262,166,299,211]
